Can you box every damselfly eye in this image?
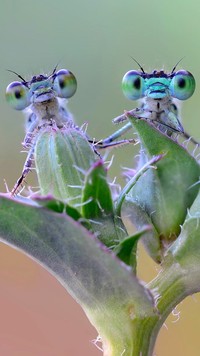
[53,69,77,98]
[122,70,145,100]
[170,70,195,100]
[6,81,29,110]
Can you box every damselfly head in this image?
[6,68,77,110]
[122,68,195,101]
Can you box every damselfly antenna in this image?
[171,57,185,74]
[51,63,60,76]
[6,69,27,83]
[130,57,145,74]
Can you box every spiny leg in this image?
[100,109,199,147]
[98,109,142,146]
[88,136,135,151]
[181,131,200,146]
[111,108,183,137]
[11,145,35,196]
[11,121,40,195]
[99,66,198,147]
[100,122,133,145]
[23,115,40,147]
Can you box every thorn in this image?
[96,199,104,212]
[67,185,83,189]
[91,335,103,352]
[73,197,93,208]
[187,179,200,190]
[3,179,10,193]
[80,122,89,133]
[105,155,114,170]
[192,144,199,157]
[171,307,181,323]
[72,165,87,175]
[195,152,200,160]
[89,219,103,225]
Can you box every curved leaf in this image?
[0,194,155,354]
[35,127,97,209]
[82,159,127,248]
[124,113,200,259]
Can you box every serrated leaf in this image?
[35,127,97,209]
[82,160,127,247]
[114,226,152,270]
[32,194,92,231]
[32,194,81,218]
[116,154,164,216]
[169,187,200,265]
[33,194,65,212]
[126,113,200,241]
[124,200,162,263]
[82,160,113,218]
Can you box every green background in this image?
[0,1,199,355]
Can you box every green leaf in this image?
[33,194,92,230]
[114,226,152,270]
[125,200,162,263]
[35,127,97,209]
[82,159,127,248]
[125,112,200,255]
[144,188,200,356]
[0,194,155,355]
[82,160,113,218]
[32,194,82,220]
[168,186,200,268]
[115,154,164,216]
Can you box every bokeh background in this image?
[0,0,200,355]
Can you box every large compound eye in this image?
[122,70,145,100]
[169,70,195,100]
[6,81,29,110]
[53,69,77,98]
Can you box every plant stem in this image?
[137,258,200,356]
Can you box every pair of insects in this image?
[6,63,197,195]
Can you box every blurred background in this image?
[0,0,199,355]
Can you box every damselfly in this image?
[102,62,197,146]
[6,67,133,195]
[6,67,79,195]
